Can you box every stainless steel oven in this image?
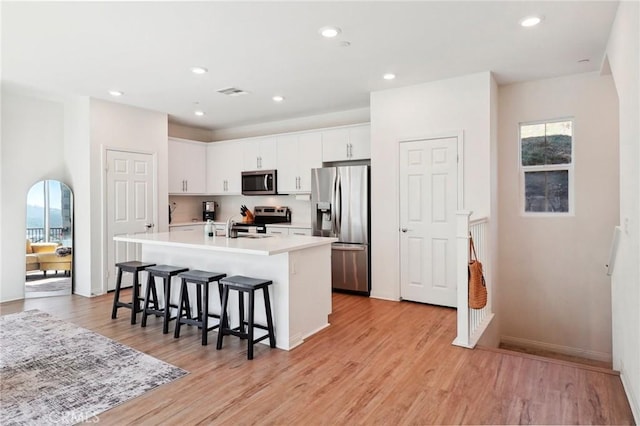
[241,170,277,195]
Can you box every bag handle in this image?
[469,232,478,262]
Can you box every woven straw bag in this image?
[468,234,487,309]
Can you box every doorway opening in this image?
[25,180,73,298]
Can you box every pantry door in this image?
[399,137,458,307]
[106,150,156,291]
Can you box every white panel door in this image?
[106,150,155,291]
[399,138,457,306]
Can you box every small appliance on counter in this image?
[202,201,216,221]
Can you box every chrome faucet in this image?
[226,216,238,238]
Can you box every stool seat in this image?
[111,261,156,324]
[115,261,156,273]
[221,275,273,289]
[217,275,276,360]
[145,264,189,277]
[174,270,227,346]
[141,265,189,334]
[178,270,226,283]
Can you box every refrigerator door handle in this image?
[335,173,342,237]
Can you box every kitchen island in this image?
[113,232,336,350]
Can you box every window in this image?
[26,180,72,243]
[520,119,573,214]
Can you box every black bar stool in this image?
[111,261,156,325]
[141,265,189,334]
[216,275,276,360]
[174,270,227,345]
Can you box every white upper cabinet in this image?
[321,124,371,162]
[206,141,242,195]
[276,131,322,193]
[168,138,207,194]
[243,136,277,171]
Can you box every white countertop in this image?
[114,231,335,256]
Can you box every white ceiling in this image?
[1,1,619,131]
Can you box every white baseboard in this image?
[369,293,400,302]
[500,335,612,363]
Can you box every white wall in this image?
[211,107,370,141]
[168,122,213,142]
[498,72,619,361]
[1,84,67,301]
[606,1,640,420]
[370,72,494,300]
[62,96,92,297]
[89,99,168,295]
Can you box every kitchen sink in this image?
[237,234,272,239]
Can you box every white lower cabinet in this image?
[266,227,288,236]
[266,226,312,236]
[289,227,312,236]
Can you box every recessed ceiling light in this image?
[272,95,285,102]
[194,110,205,116]
[383,73,396,80]
[319,26,341,38]
[108,90,123,97]
[190,67,208,75]
[520,16,542,27]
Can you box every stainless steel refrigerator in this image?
[311,165,370,294]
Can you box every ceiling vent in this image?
[217,87,249,97]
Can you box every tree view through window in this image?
[520,120,573,213]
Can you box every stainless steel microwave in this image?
[241,170,277,195]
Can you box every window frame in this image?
[519,117,575,217]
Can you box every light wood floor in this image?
[1,292,634,425]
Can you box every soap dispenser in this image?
[205,220,214,237]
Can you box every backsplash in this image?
[169,194,311,225]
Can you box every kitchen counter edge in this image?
[114,232,335,256]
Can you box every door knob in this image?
[145,223,154,229]
[401,228,408,233]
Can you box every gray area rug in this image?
[0,310,188,425]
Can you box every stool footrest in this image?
[225,327,271,344]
